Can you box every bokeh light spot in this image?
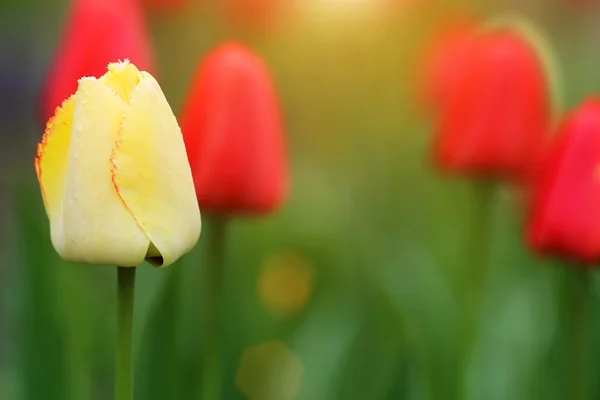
[258,252,315,318]
[301,0,416,25]
[235,340,303,400]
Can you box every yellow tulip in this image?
[35,60,201,267]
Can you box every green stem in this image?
[568,267,590,400]
[200,215,229,400]
[459,180,496,400]
[464,181,496,314]
[116,266,136,400]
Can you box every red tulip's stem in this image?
[116,266,136,400]
[459,180,496,399]
[466,180,496,310]
[569,267,591,400]
[200,215,229,400]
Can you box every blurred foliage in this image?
[3,0,600,399]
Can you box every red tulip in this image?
[416,17,476,112]
[433,28,551,182]
[528,98,600,263]
[39,0,155,124]
[180,42,287,215]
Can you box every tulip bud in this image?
[39,0,155,124]
[35,61,201,267]
[433,25,552,182]
[180,43,287,215]
[528,98,600,263]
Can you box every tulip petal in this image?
[99,60,142,103]
[111,72,201,267]
[35,95,76,221]
[55,77,150,266]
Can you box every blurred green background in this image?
[3,0,600,399]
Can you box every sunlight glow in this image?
[302,0,391,23]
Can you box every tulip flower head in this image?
[39,0,155,124]
[528,98,600,264]
[433,27,551,182]
[180,43,287,215]
[35,61,201,267]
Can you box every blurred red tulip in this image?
[39,0,155,124]
[433,28,551,182]
[180,42,287,215]
[416,17,477,112]
[528,98,600,264]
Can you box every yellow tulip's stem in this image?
[116,266,136,400]
[459,180,496,399]
[568,267,591,400]
[201,215,229,400]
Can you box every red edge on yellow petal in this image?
[35,94,76,217]
[35,106,60,207]
[34,142,45,205]
[109,141,126,210]
[104,60,142,215]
